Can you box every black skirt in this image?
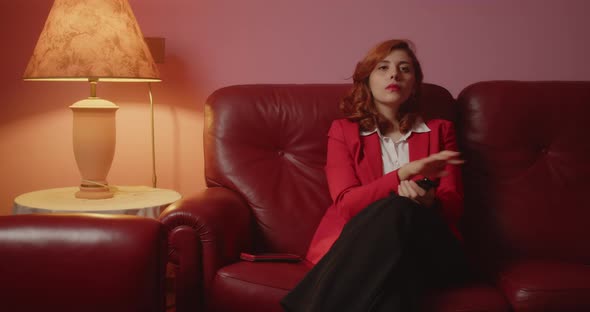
[281,194,469,312]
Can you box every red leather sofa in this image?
[0,214,168,312]
[160,81,590,312]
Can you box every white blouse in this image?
[360,119,431,174]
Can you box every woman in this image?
[281,39,468,311]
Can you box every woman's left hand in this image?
[397,180,436,207]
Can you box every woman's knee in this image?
[353,195,419,228]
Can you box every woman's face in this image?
[368,49,416,110]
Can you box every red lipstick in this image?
[386,84,400,91]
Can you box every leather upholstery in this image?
[421,285,510,312]
[210,261,311,312]
[161,81,589,312]
[498,260,590,312]
[458,81,590,311]
[460,81,590,263]
[0,214,167,312]
[202,84,347,255]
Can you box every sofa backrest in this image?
[204,83,457,254]
[458,81,590,268]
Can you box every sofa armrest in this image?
[159,187,253,312]
[0,214,167,312]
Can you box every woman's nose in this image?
[390,70,400,80]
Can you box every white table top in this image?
[14,185,182,218]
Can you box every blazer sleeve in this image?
[434,121,464,230]
[325,120,401,220]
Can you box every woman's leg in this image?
[363,198,469,312]
[407,201,469,289]
[281,194,468,312]
[393,201,470,311]
[281,194,415,312]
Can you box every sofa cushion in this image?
[210,261,510,312]
[459,81,590,263]
[499,260,590,312]
[422,284,510,312]
[209,261,311,312]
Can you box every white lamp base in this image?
[76,184,113,199]
[70,97,119,200]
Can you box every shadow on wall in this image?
[153,53,208,192]
[104,51,209,193]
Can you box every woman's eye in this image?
[378,65,389,71]
[400,66,412,73]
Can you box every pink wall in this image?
[1,0,589,215]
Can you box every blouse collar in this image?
[360,118,430,142]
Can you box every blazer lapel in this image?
[362,134,383,181]
[408,131,430,161]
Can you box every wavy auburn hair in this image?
[340,39,424,133]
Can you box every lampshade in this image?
[23,0,161,200]
[23,0,160,82]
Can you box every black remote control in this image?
[415,178,439,191]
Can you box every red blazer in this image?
[306,118,464,264]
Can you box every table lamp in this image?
[23,0,161,199]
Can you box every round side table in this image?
[14,185,182,218]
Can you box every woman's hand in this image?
[397,150,464,181]
[397,180,436,207]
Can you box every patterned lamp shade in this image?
[23,0,160,82]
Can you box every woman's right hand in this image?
[398,150,464,181]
